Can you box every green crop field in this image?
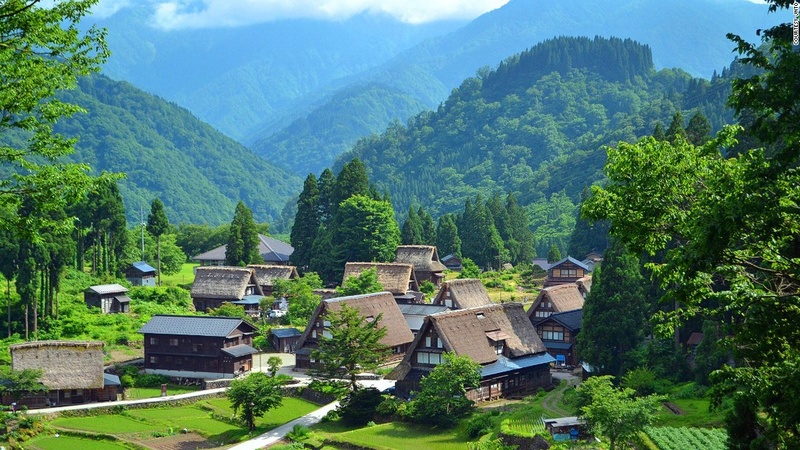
[29,435,134,450]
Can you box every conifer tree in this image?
[505,192,535,264]
[146,198,170,285]
[317,169,336,225]
[333,159,370,212]
[436,214,462,257]
[226,201,261,266]
[652,122,666,141]
[547,243,562,263]
[666,111,688,143]
[685,112,712,145]
[401,206,423,245]
[418,206,436,245]
[290,174,320,270]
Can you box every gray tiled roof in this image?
[549,309,583,331]
[271,328,302,338]
[138,315,255,337]
[481,353,555,377]
[221,344,257,357]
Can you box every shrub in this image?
[466,413,494,438]
[136,373,170,388]
[321,409,339,422]
[338,387,383,426]
[285,424,310,442]
[375,396,401,417]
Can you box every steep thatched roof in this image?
[431,278,493,309]
[247,264,299,287]
[342,262,417,295]
[10,341,104,390]
[576,276,592,296]
[528,284,584,319]
[297,291,414,349]
[190,266,262,300]
[394,245,446,272]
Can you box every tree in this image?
[266,356,282,377]
[546,243,561,263]
[504,192,536,264]
[435,214,461,257]
[576,239,648,377]
[418,206,436,245]
[0,369,46,401]
[226,201,261,266]
[458,258,481,279]
[576,376,663,450]
[227,372,284,432]
[0,0,111,243]
[665,110,687,143]
[400,206,423,245]
[274,273,323,327]
[412,352,481,428]
[336,267,384,296]
[685,112,712,145]
[146,198,170,285]
[207,303,248,320]
[332,158,370,212]
[290,174,320,270]
[310,305,390,391]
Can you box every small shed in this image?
[441,254,463,271]
[84,284,130,314]
[125,261,157,286]
[270,328,302,353]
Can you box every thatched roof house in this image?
[431,278,493,310]
[528,283,585,323]
[394,245,447,286]
[191,266,263,313]
[389,303,554,402]
[295,291,414,369]
[193,234,293,266]
[576,276,592,298]
[342,262,420,302]
[9,341,119,407]
[247,264,299,296]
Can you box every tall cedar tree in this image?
[0,208,19,337]
[568,186,609,259]
[665,110,688,143]
[685,112,712,145]
[146,198,170,285]
[290,174,320,270]
[400,206,423,245]
[576,240,648,377]
[226,201,261,266]
[310,305,390,390]
[332,159,370,213]
[547,243,561,263]
[458,195,505,269]
[435,214,461,257]
[418,206,436,245]
[317,168,336,225]
[505,192,536,264]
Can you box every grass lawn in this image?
[160,262,198,287]
[51,415,164,434]
[29,434,134,450]
[314,421,472,450]
[124,384,201,399]
[657,398,726,428]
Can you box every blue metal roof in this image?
[131,261,157,273]
[481,353,555,377]
[543,341,573,350]
[271,328,302,338]
[103,373,121,387]
[232,295,263,305]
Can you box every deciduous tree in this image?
[336,267,384,297]
[412,353,481,428]
[227,372,283,432]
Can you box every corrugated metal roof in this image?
[131,261,156,273]
[481,353,555,377]
[221,344,257,357]
[271,328,302,338]
[397,304,449,316]
[86,284,128,295]
[138,315,255,337]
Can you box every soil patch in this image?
[139,432,228,450]
[662,402,685,415]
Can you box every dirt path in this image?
[541,382,572,417]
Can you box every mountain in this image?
[93,5,465,142]
[55,75,301,225]
[336,36,735,230]
[251,0,780,175]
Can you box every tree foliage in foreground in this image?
[227,371,283,432]
[310,305,390,391]
[412,352,481,428]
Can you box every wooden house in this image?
[294,291,414,370]
[138,315,258,379]
[528,284,584,322]
[431,278,493,310]
[8,341,120,408]
[193,234,293,266]
[543,256,590,287]
[125,261,157,287]
[247,264,299,296]
[441,254,463,271]
[394,245,447,287]
[270,328,302,353]
[534,309,583,367]
[576,276,592,298]
[84,284,130,314]
[190,266,263,313]
[389,303,555,402]
[342,262,421,303]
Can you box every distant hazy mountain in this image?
[94,4,465,141]
[56,75,301,225]
[251,0,781,175]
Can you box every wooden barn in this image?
[431,278,493,310]
[270,328,302,353]
[247,264,299,296]
[294,291,414,370]
[342,262,421,303]
[394,245,447,287]
[8,341,120,408]
[389,303,554,402]
[84,284,130,314]
[534,309,583,367]
[125,261,157,287]
[190,266,263,313]
[441,254,463,271]
[543,256,590,287]
[528,283,584,322]
[138,315,258,379]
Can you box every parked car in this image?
[268,309,287,318]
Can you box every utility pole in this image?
[140,206,145,260]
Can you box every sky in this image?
[92,0,512,29]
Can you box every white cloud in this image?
[151,0,510,30]
[91,0,132,19]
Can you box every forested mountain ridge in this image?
[335,36,736,253]
[250,0,778,175]
[54,75,301,225]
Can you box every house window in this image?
[535,311,551,318]
[416,352,442,365]
[149,356,158,364]
[170,338,179,346]
[193,343,203,353]
[559,268,577,277]
[149,337,159,345]
[494,340,505,355]
[543,330,564,340]
[425,336,432,347]
[312,330,317,338]
[323,330,332,339]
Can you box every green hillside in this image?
[55,75,301,225]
